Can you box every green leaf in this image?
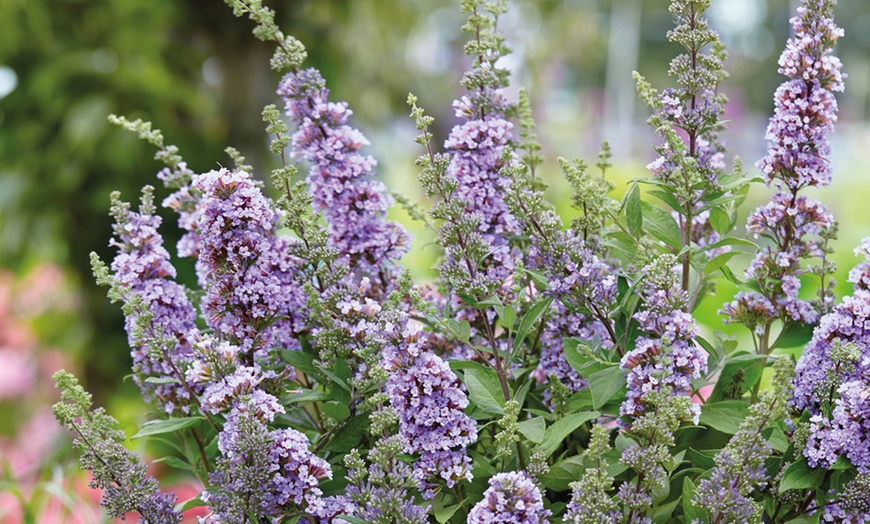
[699,401,751,435]
[524,269,549,288]
[143,376,179,385]
[536,411,599,458]
[179,494,208,511]
[477,296,503,308]
[154,455,196,472]
[682,477,706,523]
[587,366,626,409]
[456,293,479,308]
[458,320,471,344]
[513,379,532,409]
[562,338,604,374]
[688,448,717,470]
[514,296,554,351]
[830,454,853,470]
[132,417,203,440]
[434,504,462,524]
[499,305,516,330]
[779,458,825,493]
[772,322,814,350]
[322,401,350,421]
[464,367,507,415]
[642,201,682,249]
[280,349,317,375]
[604,231,638,261]
[281,389,331,405]
[517,416,546,444]
[625,183,643,238]
[647,188,685,213]
[708,352,765,402]
[541,455,585,491]
[702,237,756,252]
[704,251,740,275]
[322,415,369,453]
[762,426,790,453]
[708,207,731,235]
[653,497,679,522]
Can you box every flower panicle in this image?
[723,0,843,336]
[52,371,182,524]
[99,188,200,415]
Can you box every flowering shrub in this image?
[52,0,870,522]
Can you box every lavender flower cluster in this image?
[722,0,843,336]
[382,316,476,497]
[468,471,551,524]
[278,68,410,276]
[106,188,199,414]
[620,256,706,423]
[795,240,870,474]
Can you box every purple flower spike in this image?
[468,471,551,524]
[193,168,307,358]
[108,189,199,414]
[278,68,410,275]
[722,0,843,333]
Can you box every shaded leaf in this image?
[465,367,507,415]
[132,417,203,440]
[517,416,546,444]
[779,458,825,493]
[699,401,751,435]
[625,183,643,238]
[587,365,626,409]
[514,296,553,351]
[642,201,682,249]
[536,411,599,457]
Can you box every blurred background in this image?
[1,0,868,520]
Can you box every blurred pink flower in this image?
[0,349,35,399]
[693,384,714,405]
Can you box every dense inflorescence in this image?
[468,471,551,524]
[382,314,477,496]
[722,0,843,341]
[620,255,706,423]
[193,169,307,359]
[277,68,411,279]
[793,240,870,413]
[103,188,199,414]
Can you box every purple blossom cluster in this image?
[108,190,199,414]
[793,239,870,477]
[206,405,331,521]
[444,91,519,284]
[434,42,524,306]
[529,232,617,309]
[383,317,477,497]
[620,257,706,423]
[793,241,870,413]
[693,428,771,522]
[468,471,551,524]
[181,333,329,521]
[723,0,843,331]
[805,379,870,472]
[312,448,430,524]
[192,168,307,358]
[278,68,410,275]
